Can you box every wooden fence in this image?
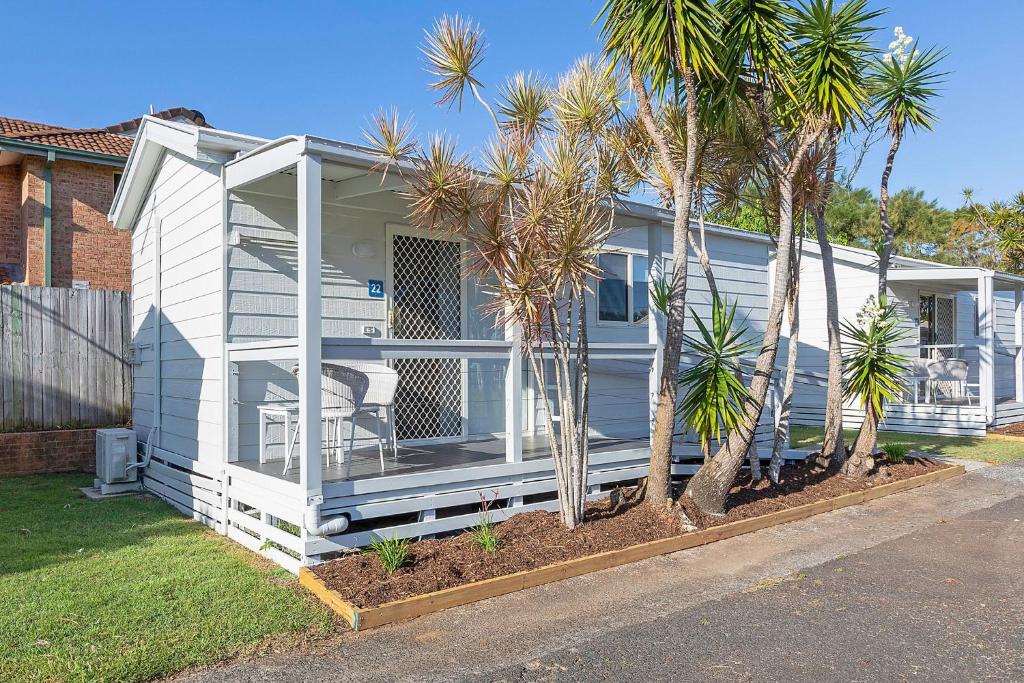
[0,286,131,432]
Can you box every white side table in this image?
[257,405,297,467]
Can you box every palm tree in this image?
[841,296,909,475]
[598,0,723,504]
[367,17,634,528]
[684,0,879,515]
[872,38,946,296]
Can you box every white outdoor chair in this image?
[908,358,932,403]
[282,362,399,478]
[926,359,978,405]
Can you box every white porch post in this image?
[978,272,996,423]
[505,316,523,463]
[1015,287,1024,402]
[647,222,665,444]
[297,152,323,503]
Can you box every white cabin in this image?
[110,117,781,571]
[782,241,1024,437]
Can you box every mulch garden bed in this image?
[312,456,945,609]
[989,422,1024,437]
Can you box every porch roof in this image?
[888,266,1024,291]
[221,132,773,243]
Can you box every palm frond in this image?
[869,42,947,137]
[422,14,487,110]
[497,71,553,139]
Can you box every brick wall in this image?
[0,428,97,476]
[0,165,21,264]
[20,158,131,291]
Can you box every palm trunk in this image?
[747,433,762,482]
[630,66,698,505]
[682,116,825,514]
[843,401,878,477]
[876,130,902,297]
[684,173,799,513]
[770,244,801,483]
[811,144,846,470]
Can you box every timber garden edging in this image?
[300,463,965,631]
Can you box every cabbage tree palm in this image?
[684,0,879,514]
[872,40,946,296]
[841,296,909,476]
[599,0,723,504]
[367,16,634,528]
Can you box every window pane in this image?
[598,253,628,322]
[633,255,648,323]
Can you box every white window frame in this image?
[597,249,649,327]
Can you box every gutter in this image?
[0,137,126,167]
[43,151,54,286]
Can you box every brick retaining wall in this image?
[0,428,96,476]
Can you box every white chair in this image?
[908,358,932,403]
[926,359,978,405]
[281,362,399,478]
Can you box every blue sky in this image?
[6,1,1021,208]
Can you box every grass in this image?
[0,474,332,683]
[789,426,1024,465]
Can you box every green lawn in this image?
[0,474,332,683]
[789,426,1024,465]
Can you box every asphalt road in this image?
[481,494,1024,682]
[181,462,1024,683]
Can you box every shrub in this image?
[882,441,910,464]
[368,534,411,574]
[469,490,501,553]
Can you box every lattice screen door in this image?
[932,295,957,398]
[934,296,956,351]
[388,232,465,442]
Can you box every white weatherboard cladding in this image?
[130,150,224,463]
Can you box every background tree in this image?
[871,33,946,296]
[599,0,723,504]
[957,189,1024,273]
[367,16,634,528]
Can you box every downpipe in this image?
[303,503,349,537]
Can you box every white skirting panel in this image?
[792,402,987,437]
[992,401,1024,428]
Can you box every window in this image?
[598,253,628,322]
[632,255,649,323]
[112,171,123,195]
[598,252,650,324]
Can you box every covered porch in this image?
[217,137,669,569]
[887,266,1024,429]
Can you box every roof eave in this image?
[0,138,126,167]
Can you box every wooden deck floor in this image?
[232,434,650,484]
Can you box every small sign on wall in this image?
[72,280,90,290]
[368,279,384,299]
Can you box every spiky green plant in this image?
[468,490,502,553]
[676,294,758,462]
[649,275,671,315]
[881,441,910,464]
[368,534,412,574]
[841,296,908,421]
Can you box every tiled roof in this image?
[0,116,133,158]
[104,107,209,134]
